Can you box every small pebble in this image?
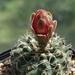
[0,63,4,68]
[0,68,2,71]
[71,68,75,72]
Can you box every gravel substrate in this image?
[0,59,75,75]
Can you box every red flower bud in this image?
[30,10,56,35]
[30,10,57,45]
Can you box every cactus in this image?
[10,10,72,75]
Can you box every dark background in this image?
[0,0,75,52]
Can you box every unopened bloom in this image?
[30,10,57,35]
[30,9,57,44]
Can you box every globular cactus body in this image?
[11,33,71,75]
[10,10,71,75]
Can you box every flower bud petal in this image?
[53,20,57,31]
[47,12,52,19]
[30,26,35,35]
[48,25,53,39]
[30,13,35,22]
[37,18,46,30]
[48,16,52,23]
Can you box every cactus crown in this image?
[11,10,72,75]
